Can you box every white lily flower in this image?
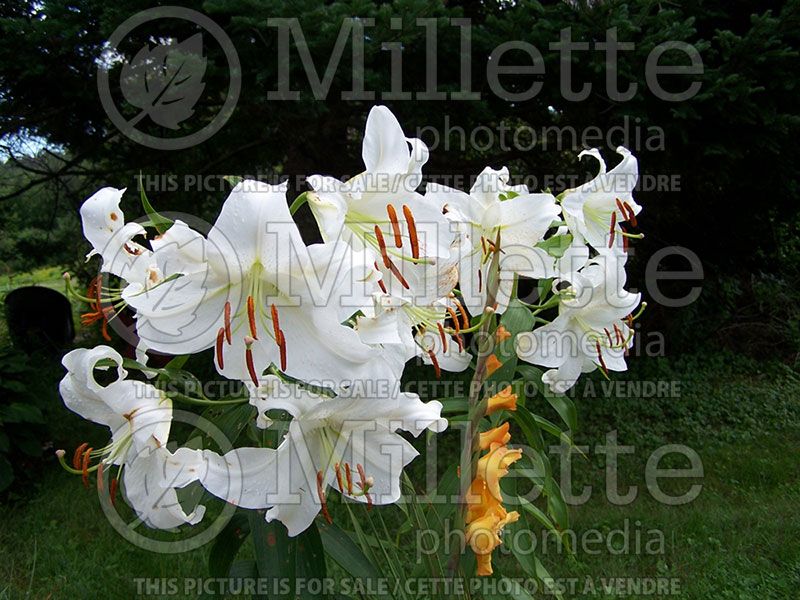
[561,147,641,251]
[80,187,159,286]
[307,106,455,303]
[515,262,641,394]
[430,167,561,315]
[122,180,390,390]
[356,294,472,378]
[59,345,204,528]
[167,376,446,536]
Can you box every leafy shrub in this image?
[0,348,50,492]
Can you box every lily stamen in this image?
[81,446,93,488]
[109,478,119,507]
[247,296,258,339]
[452,297,470,329]
[73,442,88,470]
[316,471,333,524]
[437,322,448,353]
[387,258,410,289]
[613,323,624,344]
[595,341,608,374]
[386,204,403,248]
[446,306,461,333]
[374,262,388,293]
[224,301,232,344]
[334,462,344,493]
[625,202,638,227]
[270,304,281,342]
[402,204,419,259]
[356,463,373,509]
[373,225,391,269]
[270,304,288,371]
[278,330,287,372]
[428,349,441,379]
[244,336,259,387]
[616,198,638,227]
[344,463,353,495]
[215,327,225,369]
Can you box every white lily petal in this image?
[123,446,206,529]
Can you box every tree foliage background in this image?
[1,0,799,355]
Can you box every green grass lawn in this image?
[1,270,799,598]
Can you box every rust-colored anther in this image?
[387,258,410,289]
[615,198,627,221]
[270,304,281,342]
[613,323,624,345]
[374,262,388,293]
[97,462,105,492]
[478,268,483,292]
[620,225,629,251]
[247,296,258,339]
[480,236,488,256]
[374,225,391,269]
[215,327,225,369]
[344,463,354,495]
[386,204,403,248]
[316,471,333,524]
[596,341,608,374]
[428,349,441,379]
[334,463,344,493]
[223,301,232,344]
[455,334,465,353]
[278,330,287,372]
[623,201,638,227]
[81,447,93,488]
[453,299,470,330]
[402,204,419,259]
[604,327,613,345]
[356,463,373,509]
[437,322,448,353]
[245,344,259,387]
[446,306,460,333]
[73,442,89,470]
[608,211,617,248]
[110,478,118,507]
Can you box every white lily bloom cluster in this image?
[59,106,642,534]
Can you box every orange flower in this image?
[477,443,523,500]
[486,386,517,414]
[485,354,502,375]
[495,325,511,343]
[479,422,511,450]
[465,435,523,576]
